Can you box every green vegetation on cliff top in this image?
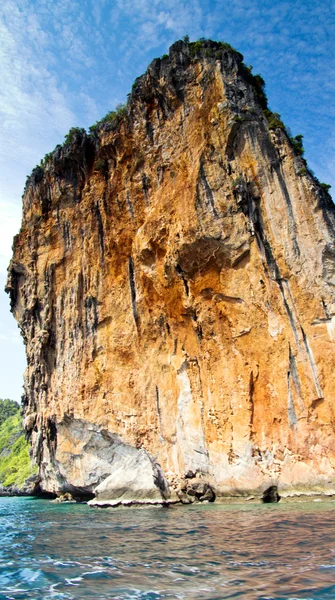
[0,405,35,489]
[35,37,331,195]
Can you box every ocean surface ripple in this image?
[0,497,335,599]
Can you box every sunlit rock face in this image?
[6,40,335,501]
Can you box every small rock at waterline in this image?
[262,486,281,503]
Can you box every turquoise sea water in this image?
[0,498,335,599]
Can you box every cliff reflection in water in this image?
[1,497,335,599]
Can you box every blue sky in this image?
[0,0,334,401]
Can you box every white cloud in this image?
[0,198,21,276]
[0,0,93,278]
[0,330,21,345]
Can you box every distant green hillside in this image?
[0,411,36,489]
[0,398,20,426]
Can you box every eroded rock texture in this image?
[7,40,335,501]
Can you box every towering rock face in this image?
[7,40,335,501]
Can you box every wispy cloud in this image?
[0,199,21,276]
[0,329,21,345]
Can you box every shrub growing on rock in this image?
[64,127,86,145]
[89,104,128,135]
[290,134,304,156]
[320,182,332,194]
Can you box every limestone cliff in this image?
[6,40,335,503]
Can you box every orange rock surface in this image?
[7,40,335,500]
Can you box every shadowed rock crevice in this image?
[128,256,139,328]
[273,165,300,257]
[94,201,105,257]
[197,159,218,217]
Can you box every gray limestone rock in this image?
[36,415,171,506]
[89,449,170,507]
